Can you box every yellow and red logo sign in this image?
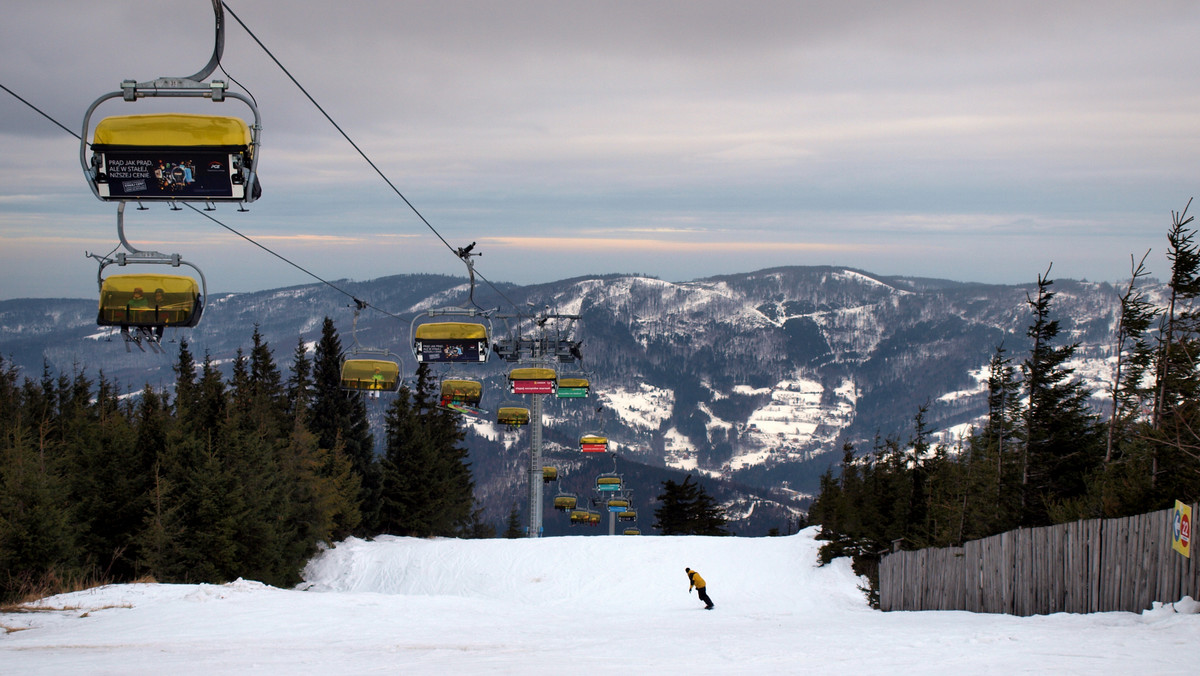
[1172,500,1192,558]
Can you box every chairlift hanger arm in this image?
[78,2,261,202]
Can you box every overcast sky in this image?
[2,1,1199,299]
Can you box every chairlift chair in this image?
[339,358,401,394]
[339,301,401,395]
[80,1,262,206]
[595,473,623,492]
[553,490,578,512]
[579,434,608,453]
[606,496,631,513]
[497,403,531,428]
[555,375,590,399]
[508,366,557,395]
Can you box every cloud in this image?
[481,235,868,254]
[1,1,1197,299]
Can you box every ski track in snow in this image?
[2,528,1196,675]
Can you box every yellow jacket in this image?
[687,570,706,589]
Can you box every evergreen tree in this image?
[285,337,313,429]
[0,358,80,601]
[503,504,523,538]
[378,365,476,537]
[1106,252,1159,464]
[310,317,378,529]
[652,474,729,535]
[1020,267,1104,525]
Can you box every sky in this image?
[2,528,1196,674]
[3,1,1200,299]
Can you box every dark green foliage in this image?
[1019,268,1105,526]
[310,317,379,531]
[653,474,729,535]
[503,504,524,539]
[0,322,470,602]
[377,365,476,538]
[1148,203,1200,503]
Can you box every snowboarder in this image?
[686,567,714,609]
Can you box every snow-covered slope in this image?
[2,529,1196,675]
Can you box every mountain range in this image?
[0,265,1135,534]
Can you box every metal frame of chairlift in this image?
[82,1,255,351]
[79,1,262,208]
[88,202,208,353]
[340,300,402,396]
[490,308,583,538]
[410,244,495,365]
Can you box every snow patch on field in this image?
[728,376,857,469]
[600,384,674,431]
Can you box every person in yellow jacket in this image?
[686,567,714,609]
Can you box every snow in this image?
[3,529,1196,675]
[600,383,675,431]
[662,427,698,469]
[730,376,856,467]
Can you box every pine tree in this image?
[1149,202,1200,502]
[503,504,523,538]
[285,337,313,429]
[0,358,80,601]
[652,474,729,535]
[310,317,378,529]
[1020,267,1104,525]
[1106,252,1159,464]
[378,365,475,537]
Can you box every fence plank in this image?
[879,504,1200,614]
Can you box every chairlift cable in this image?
[182,203,403,319]
[220,2,533,319]
[0,82,83,142]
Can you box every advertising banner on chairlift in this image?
[418,339,485,363]
[97,150,245,201]
[510,379,555,395]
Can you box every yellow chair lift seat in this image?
[509,367,557,395]
[97,273,202,328]
[596,475,622,491]
[542,466,558,483]
[509,367,556,381]
[441,379,483,405]
[580,434,608,453]
[91,114,256,202]
[94,113,252,148]
[607,497,630,512]
[553,495,577,511]
[497,406,531,427]
[413,322,489,363]
[340,359,401,392]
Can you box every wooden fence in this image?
[879,503,1199,615]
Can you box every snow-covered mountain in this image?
[0,266,1132,531]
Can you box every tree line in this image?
[0,318,484,603]
[809,206,1200,604]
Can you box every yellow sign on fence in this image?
[1172,500,1192,558]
